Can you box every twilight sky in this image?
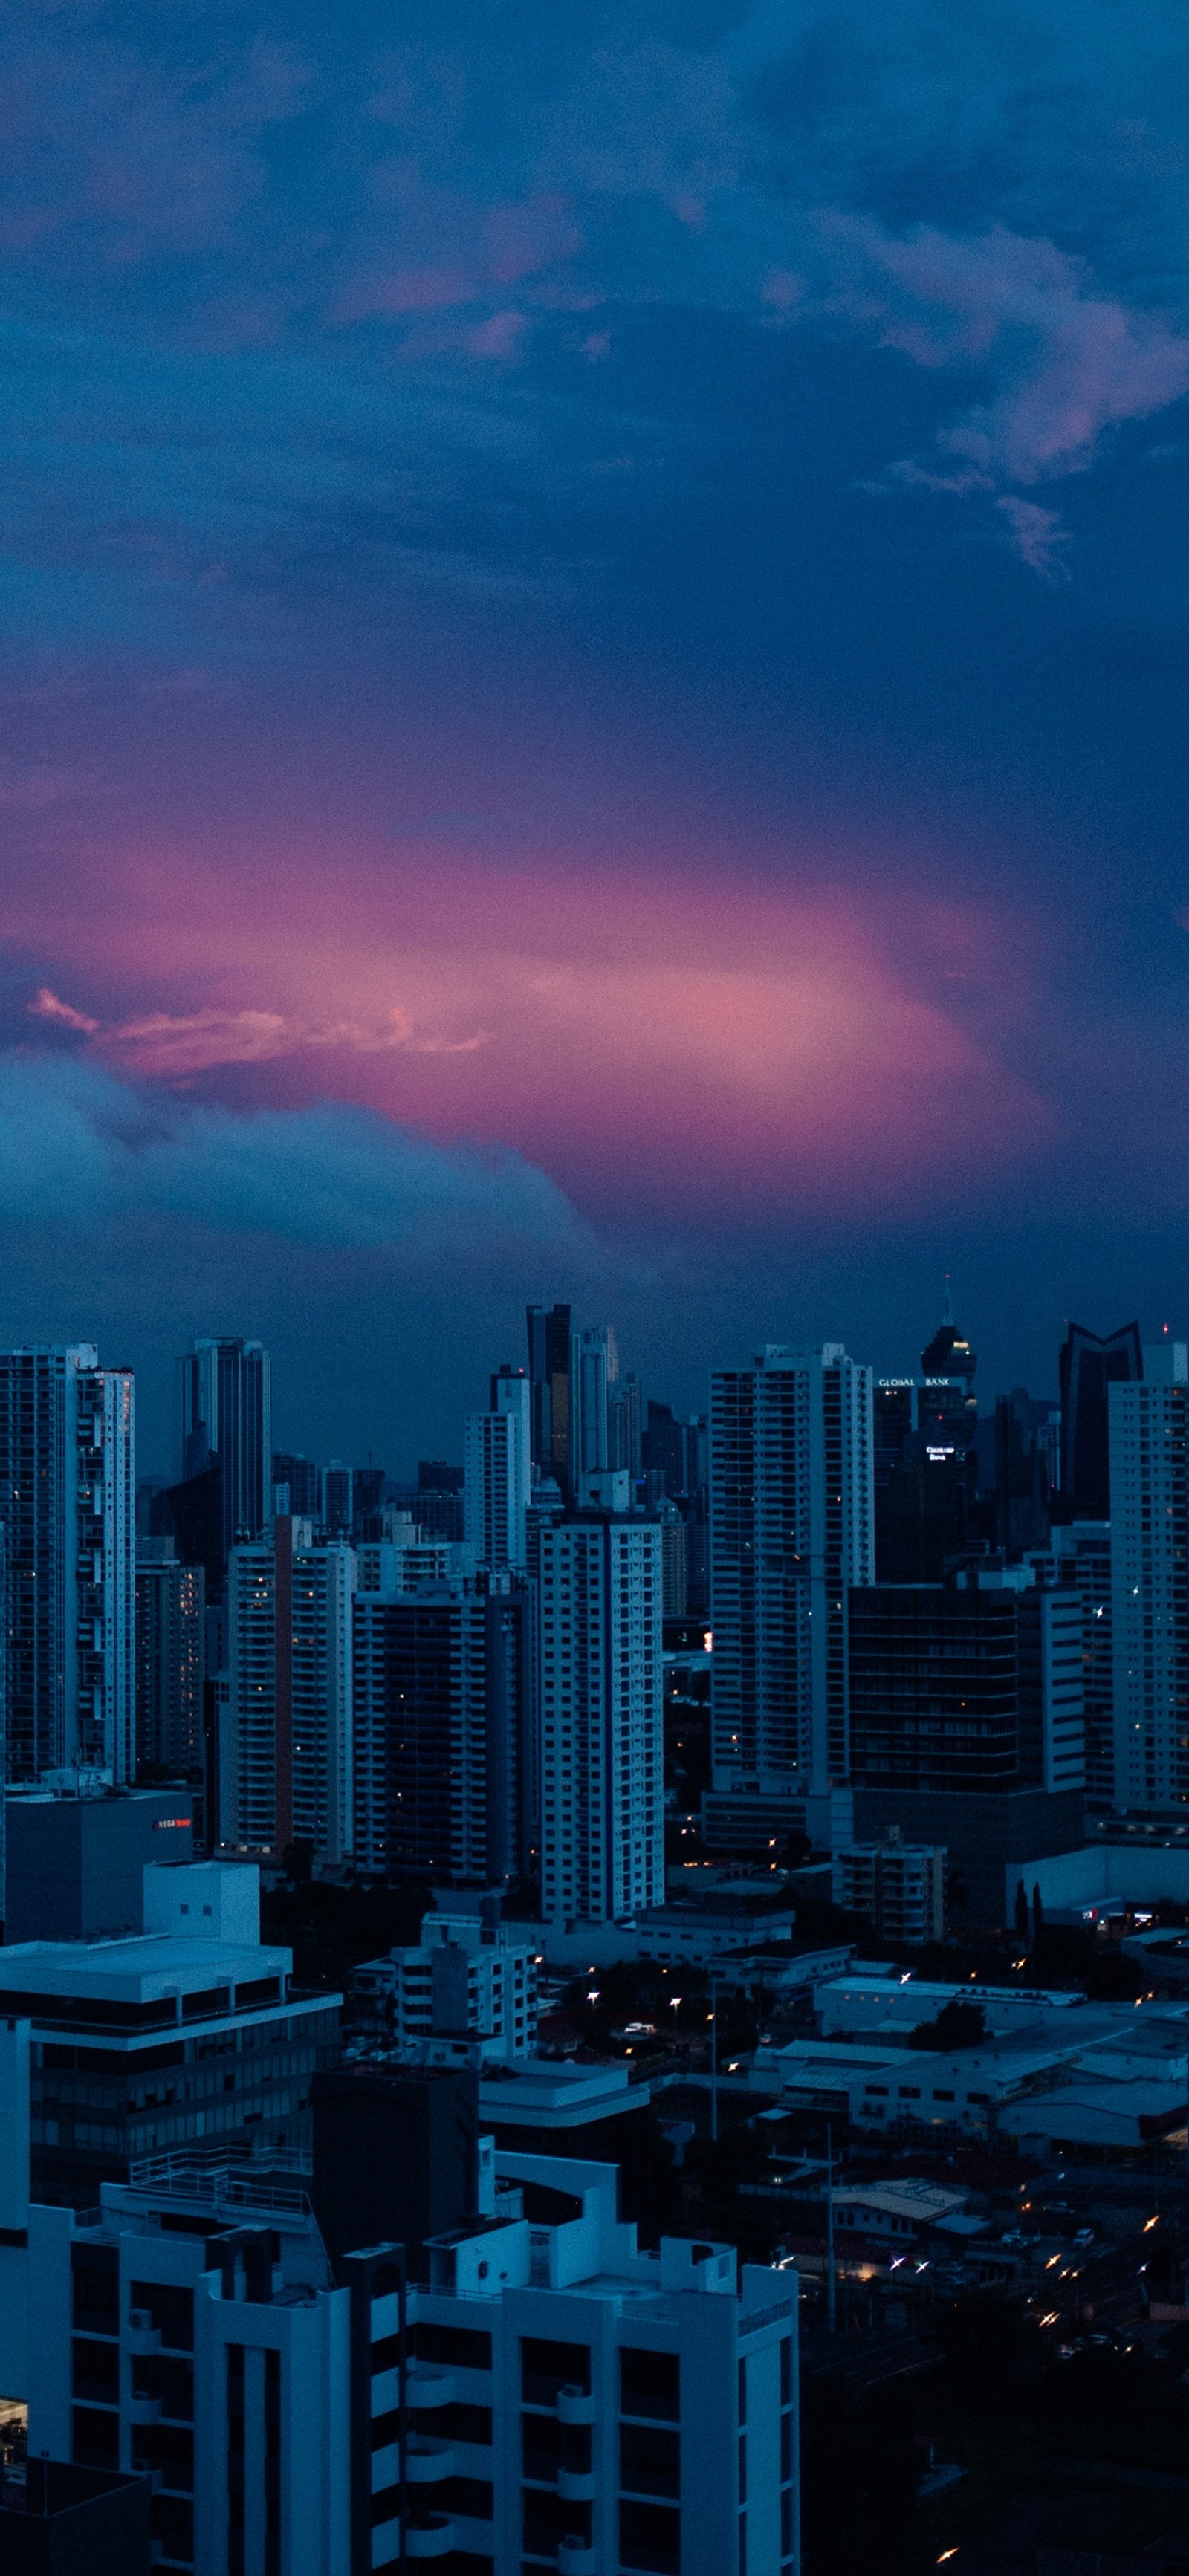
[3,0,1189,1471]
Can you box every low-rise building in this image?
[351,1895,539,2061]
[0,1861,340,2207]
[815,1973,1087,2043]
[831,2178,968,2245]
[831,1837,945,1947]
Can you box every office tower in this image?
[351,1462,386,1540]
[656,1497,687,1618]
[271,1449,323,1517]
[135,1540,205,1774]
[323,1460,352,1536]
[710,1344,875,1806]
[872,1376,977,1581]
[178,1334,271,1577]
[535,1511,664,1924]
[464,1364,532,1571]
[352,1581,531,1884]
[608,1370,644,1476]
[570,1323,618,1487]
[4,1785,192,1940]
[149,1459,223,1606]
[1058,1318,1143,1522]
[0,1346,135,1783]
[3,1860,339,2205]
[1110,1363,1189,1812]
[25,2129,797,2576]
[643,1399,704,1496]
[849,1584,1020,1794]
[223,1520,355,1865]
[920,1287,979,1434]
[994,1388,1052,1551]
[848,1574,1083,1797]
[526,1300,572,1493]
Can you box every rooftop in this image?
[0,1931,292,2005]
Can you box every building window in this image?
[619,2499,681,2575]
[620,2424,679,2500]
[619,2347,680,2422]
[520,2337,591,2406]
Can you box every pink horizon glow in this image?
[5,834,1053,1216]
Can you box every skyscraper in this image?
[710,1344,874,1809]
[1040,1520,1114,1807]
[534,1509,663,1924]
[1110,1354,1189,1813]
[569,1322,618,1487]
[1058,1319,1143,1522]
[526,1301,571,1496]
[920,1288,978,1433]
[223,1519,355,1864]
[135,1538,205,1774]
[0,1346,135,1781]
[464,1365,532,1571]
[178,1334,272,1572]
[352,1579,531,1883]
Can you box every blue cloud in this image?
[0,1052,580,1250]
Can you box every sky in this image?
[3,1,1189,1473]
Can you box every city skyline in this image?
[2,5,1189,1462]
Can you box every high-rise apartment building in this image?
[0,1346,135,1782]
[24,2128,797,2576]
[352,1580,531,1884]
[1110,1356,1189,1813]
[465,1366,532,1571]
[135,1540,205,1774]
[710,1344,875,1807]
[223,1521,355,1865]
[534,1511,664,1924]
[178,1336,271,1580]
[1029,1523,1113,1807]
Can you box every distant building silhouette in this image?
[1057,1320,1142,1521]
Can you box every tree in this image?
[1014,1879,1030,1939]
[907,1997,987,2052]
[1032,1881,1044,1942]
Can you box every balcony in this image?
[404,2369,454,2410]
[404,2514,456,2559]
[127,2395,161,2426]
[558,2540,597,2576]
[405,2439,456,2486]
[557,2387,594,2427]
[557,2469,596,2505]
[127,2314,161,2356]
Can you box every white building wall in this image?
[465,1386,531,1572]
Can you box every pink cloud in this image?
[821,215,1189,568]
[6,841,1053,1220]
[28,987,99,1034]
